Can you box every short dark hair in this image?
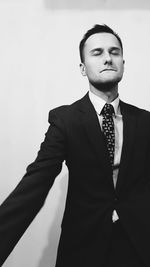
[79,24,123,62]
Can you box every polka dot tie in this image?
[101,103,115,168]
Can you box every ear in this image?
[79,63,87,77]
[123,59,125,71]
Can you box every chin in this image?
[91,80,117,91]
[91,76,122,90]
[101,75,122,83]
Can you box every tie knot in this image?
[101,103,115,117]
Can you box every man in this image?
[0,24,150,266]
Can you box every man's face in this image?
[80,32,124,88]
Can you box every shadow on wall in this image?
[37,174,68,267]
[44,0,150,10]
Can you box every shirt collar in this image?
[88,90,121,116]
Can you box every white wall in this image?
[0,0,150,266]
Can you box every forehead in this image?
[84,32,121,51]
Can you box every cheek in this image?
[117,62,124,73]
[85,65,96,76]
[86,62,100,73]
[120,65,124,74]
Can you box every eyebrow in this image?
[109,47,121,52]
[90,48,102,53]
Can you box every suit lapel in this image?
[116,100,137,193]
[78,93,112,178]
[77,94,137,191]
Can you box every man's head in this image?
[79,24,125,92]
[79,24,123,63]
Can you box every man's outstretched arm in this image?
[0,108,67,265]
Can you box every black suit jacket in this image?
[0,93,150,266]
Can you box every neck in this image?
[89,83,118,103]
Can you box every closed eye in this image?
[90,47,121,56]
[110,48,121,55]
[90,48,103,56]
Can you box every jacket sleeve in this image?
[0,108,67,266]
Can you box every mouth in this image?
[100,69,116,73]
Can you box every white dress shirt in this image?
[89,91,123,222]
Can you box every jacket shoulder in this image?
[48,95,86,124]
[120,100,150,117]
[48,95,87,119]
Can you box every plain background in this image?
[0,0,150,266]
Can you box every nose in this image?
[103,52,112,65]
